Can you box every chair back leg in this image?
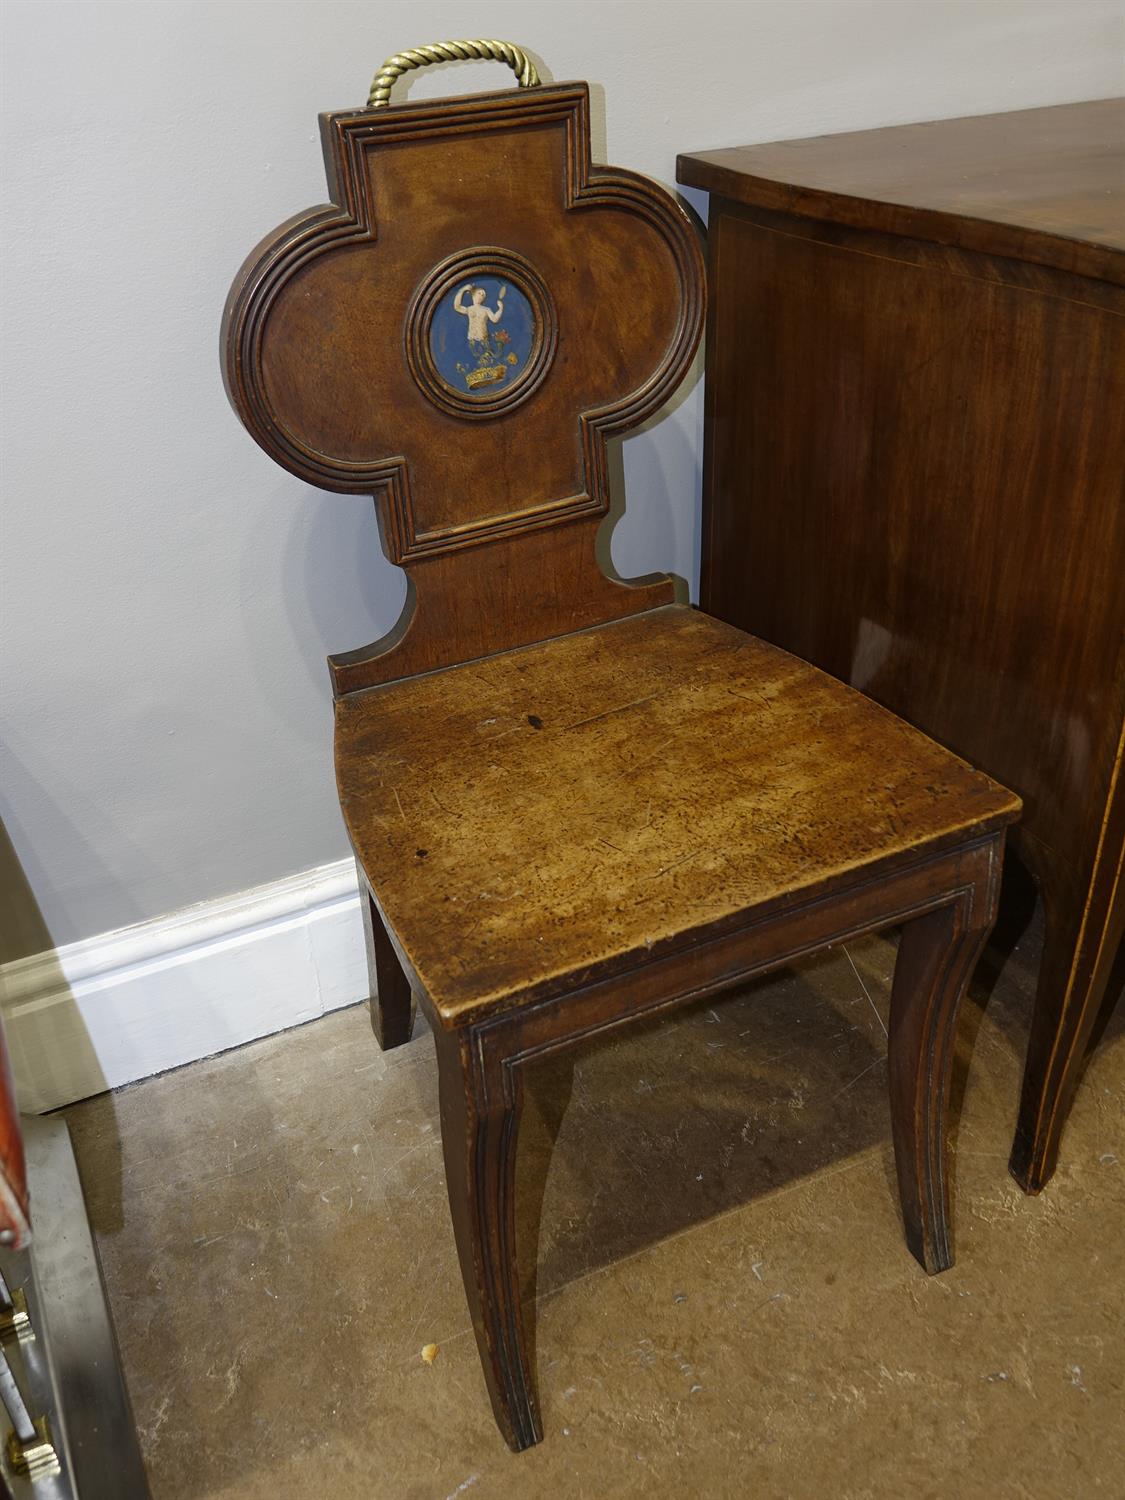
[359,866,416,1050]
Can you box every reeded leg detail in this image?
[358,862,415,1050]
[888,897,992,1275]
[433,1025,540,1452]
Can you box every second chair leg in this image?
[358,864,415,1051]
[888,897,991,1275]
[433,1024,541,1453]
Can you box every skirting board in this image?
[0,858,368,1113]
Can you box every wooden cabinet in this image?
[678,98,1125,1192]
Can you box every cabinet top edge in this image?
[678,97,1125,285]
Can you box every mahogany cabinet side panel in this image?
[701,202,1125,884]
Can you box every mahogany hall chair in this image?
[222,41,1021,1451]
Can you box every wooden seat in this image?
[337,605,1016,1024]
[222,40,1021,1453]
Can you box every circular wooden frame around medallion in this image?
[406,247,557,419]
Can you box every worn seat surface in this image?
[336,605,1019,1022]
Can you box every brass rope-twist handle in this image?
[368,39,540,108]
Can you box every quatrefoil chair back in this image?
[222,42,1021,1452]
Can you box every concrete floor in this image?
[66,908,1123,1500]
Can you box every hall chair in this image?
[222,42,1021,1451]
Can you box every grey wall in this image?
[2,0,1122,952]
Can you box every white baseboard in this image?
[0,859,368,1113]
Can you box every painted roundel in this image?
[407,248,557,419]
[432,277,534,393]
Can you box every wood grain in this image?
[223,82,703,695]
[677,96,1125,283]
[336,604,1018,1023]
[680,96,1125,1194]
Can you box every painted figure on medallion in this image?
[428,274,536,398]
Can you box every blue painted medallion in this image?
[428,275,536,398]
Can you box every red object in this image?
[0,1021,30,1250]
